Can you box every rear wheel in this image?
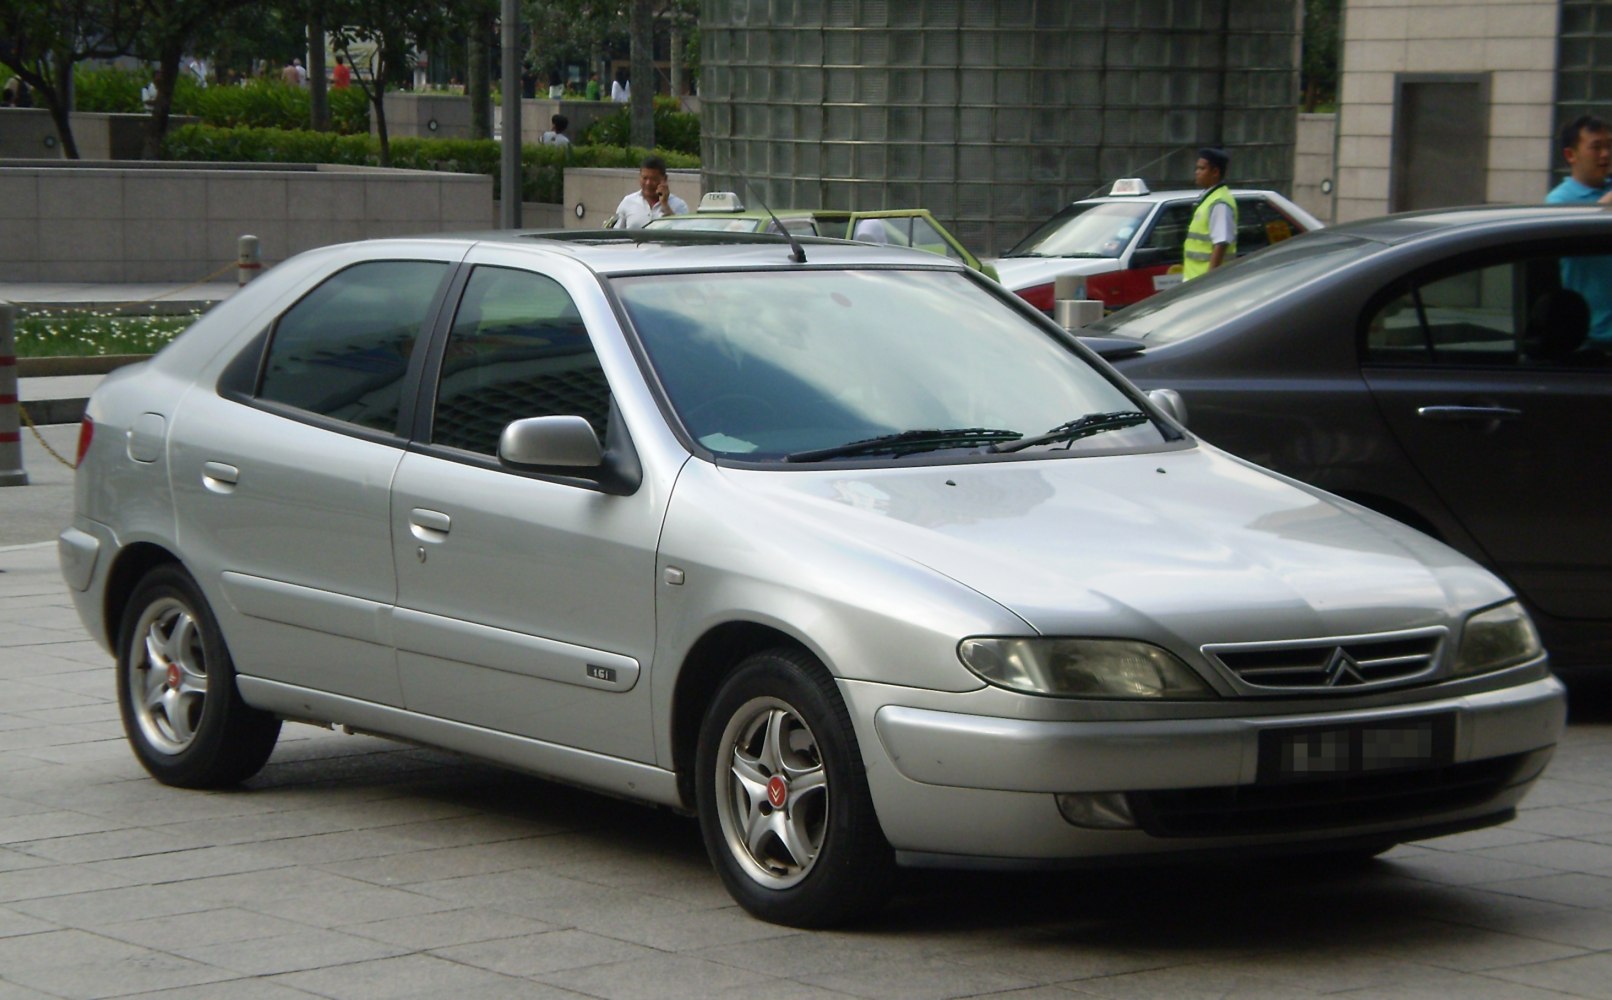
[116,564,280,788]
[696,648,894,927]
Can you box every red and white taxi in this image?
[989,179,1323,314]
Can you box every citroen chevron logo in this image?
[1323,647,1367,686]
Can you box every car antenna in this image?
[736,176,806,263]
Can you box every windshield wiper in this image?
[987,410,1150,454]
[786,428,1021,463]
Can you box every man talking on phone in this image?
[613,155,689,228]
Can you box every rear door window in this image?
[257,260,450,433]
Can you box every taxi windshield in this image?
[1003,201,1153,259]
[612,268,1166,462]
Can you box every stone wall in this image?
[1294,112,1337,223]
[0,161,492,283]
[1333,0,1558,222]
[0,110,197,160]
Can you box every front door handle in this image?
[1415,405,1522,422]
[409,508,452,542]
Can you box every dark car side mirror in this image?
[1129,246,1180,270]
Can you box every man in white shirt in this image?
[540,114,570,147]
[613,156,688,228]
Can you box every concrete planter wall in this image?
[1295,113,1337,225]
[380,93,475,140]
[518,100,619,145]
[0,110,198,160]
[0,160,492,283]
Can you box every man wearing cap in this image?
[1183,147,1237,281]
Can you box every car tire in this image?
[116,564,281,788]
[695,647,894,927]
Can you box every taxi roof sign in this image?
[698,192,746,212]
[1108,178,1150,196]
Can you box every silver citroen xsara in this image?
[61,231,1565,927]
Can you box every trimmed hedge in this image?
[73,67,369,133]
[161,124,700,203]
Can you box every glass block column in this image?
[701,0,1301,255]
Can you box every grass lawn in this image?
[11,309,199,357]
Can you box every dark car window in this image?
[912,217,965,261]
[431,266,610,455]
[1365,252,1612,367]
[1236,198,1301,253]
[1137,202,1193,256]
[257,260,450,432]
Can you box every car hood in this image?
[986,256,1121,292]
[723,446,1504,647]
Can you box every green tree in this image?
[0,0,142,158]
[131,0,272,157]
[326,0,466,165]
[1301,0,1341,112]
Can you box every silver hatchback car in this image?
[61,231,1565,927]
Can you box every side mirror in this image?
[499,415,603,469]
[1146,388,1188,427]
[1129,246,1179,270]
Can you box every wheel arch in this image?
[101,542,187,648]
[670,621,812,809]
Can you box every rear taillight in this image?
[75,416,94,468]
[1017,282,1055,314]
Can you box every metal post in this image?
[0,302,29,487]
[499,0,522,229]
[237,235,261,286]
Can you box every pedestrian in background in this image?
[332,55,351,89]
[541,114,570,147]
[1183,146,1237,280]
[613,155,687,227]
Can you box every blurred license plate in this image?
[1259,714,1454,783]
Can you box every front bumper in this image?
[844,672,1566,862]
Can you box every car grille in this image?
[1205,630,1444,693]
[1127,751,1540,839]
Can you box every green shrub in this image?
[581,104,700,156]
[70,67,369,133]
[162,124,698,203]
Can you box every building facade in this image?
[700,0,1302,255]
[1330,0,1594,223]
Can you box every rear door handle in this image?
[1415,405,1522,422]
[202,462,239,493]
[409,508,452,542]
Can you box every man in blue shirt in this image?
[1545,115,1612,346]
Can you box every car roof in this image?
[1076,188,1287,206]
[1318,204,1612,245]
[366,229,969,276]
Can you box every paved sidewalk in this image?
[1,535,1611,998]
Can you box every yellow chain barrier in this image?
[16,401,75,469]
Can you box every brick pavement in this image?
[2,535,1612,998]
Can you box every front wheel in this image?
[116,564,280,788]
[696,648,893,927]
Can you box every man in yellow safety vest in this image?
[1182,147,1237,281]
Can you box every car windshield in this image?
[1003,201,1153,259]
[645,217,762,233]
[1087,232,1381,345]
[612,268,1166,462]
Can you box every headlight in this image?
[1453,601,1543,676]
[957,638,1215,699]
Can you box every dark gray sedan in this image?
[1089,205,1612,669]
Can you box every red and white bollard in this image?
[237,234,262,286]
[0,302,29,487]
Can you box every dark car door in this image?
[1359,245,1612,625]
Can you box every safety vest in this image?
[1182,185,1238,281]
